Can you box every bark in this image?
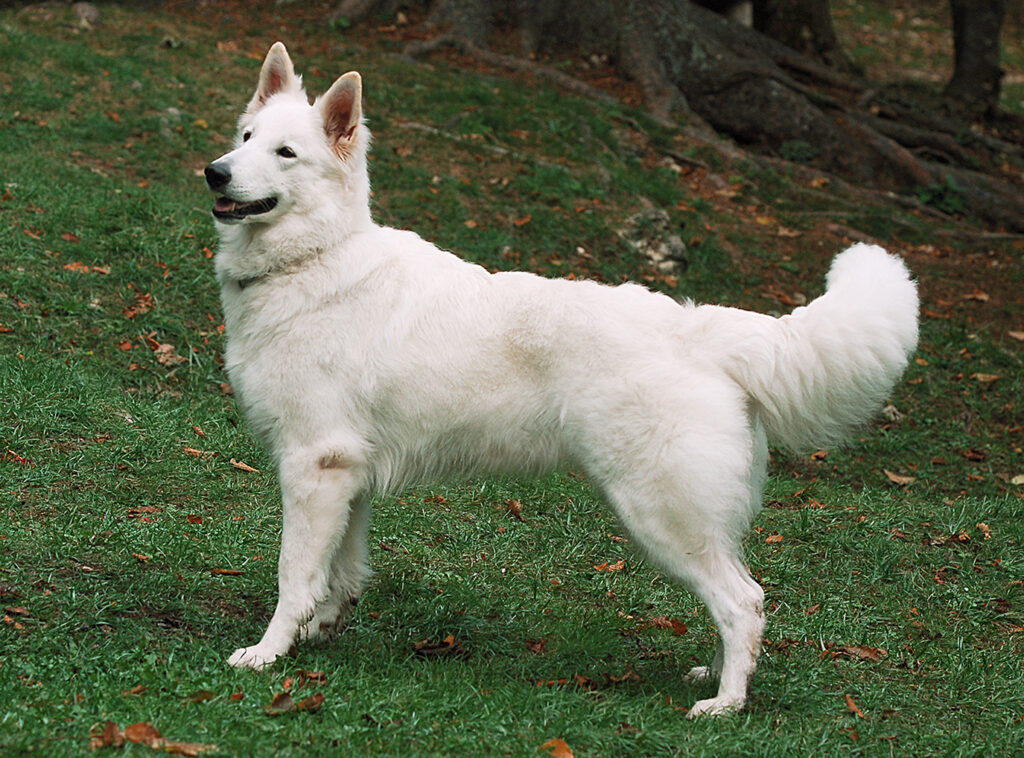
[944,0,1007,120]
[753,0,855,74]
[329,0,1024,231]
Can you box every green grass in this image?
[2,2,1023,756]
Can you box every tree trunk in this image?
[752,0,854,74]
[330,0,1024,231]
[944,0,1007,120]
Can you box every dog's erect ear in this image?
[246,42,301,114]
[318,72,362,154]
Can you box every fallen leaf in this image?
[513,215,532,227]
[883,470,915,486]
[844,694,865,719]
[593,559,625,572]
[89,721,124,749]
[526,637,547,654]
[209,568,244,576]
[61,232,80,243]
[132,553,149,563]
[153,343,186,367]
[412,634,467,658]
[229,458,260,473]
[505,498,526,522]
[971,372,1000,385]
[1011,474,1024,486]
[295,692,324,713]
[976,523,990,540]
[765,534,783,544]
[648,617,688,635]
[124,721,162,746]
[962,289,989,302]
[263,691,295,716]
[539,738,574,758]
[1008,331,1024,342]
[121,684,146,696]
[229,691,244,701]
[828,645,886,663]
[297,670,327,686]
[182,690,214,704]
[184,447,216,459]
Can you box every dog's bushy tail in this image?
[724,244,919,453]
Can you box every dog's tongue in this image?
[214,198,236,212]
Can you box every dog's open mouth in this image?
[212,196,278,221]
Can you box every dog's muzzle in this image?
[205,161,232,192]
[205,161,279,222]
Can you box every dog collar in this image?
[236,275,265,290]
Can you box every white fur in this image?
[206,43,919,718]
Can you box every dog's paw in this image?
[685,696,743,719]
[682,665,714,684]
[227,644,280,670]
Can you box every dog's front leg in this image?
[228,451,367,670]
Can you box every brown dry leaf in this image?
[124,721,162,745]
[765,534,783,544]
[295,692,324,713]
[883,470,915,486]
[132,553,149,563]
[298,669,328,686]
[263,691,295,716]
[648,617,688,635]
[593,559,626,572]
[971,372,1000,385]
[1008,331,1024,342]
[539,738,574,758]
[844,694,865,719]
[811,449,828,460]
[229,458,260,474]
[976,523,991,540]
[412,634,467,658]
[209,568,244,576]
[513,215,532,227]
[123,292,154,319]
[830,645,886,663]
[61,232,80,243]
[184,447,216,459]
[463,219,478,228]
[526,637,547,654]
[121,684,146,696]
[154,343,186,367]
[505,498,526,522]
[962,289,990,302]
[182,690,214,705]
[89,721,124,749]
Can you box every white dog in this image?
[205,42,918,717]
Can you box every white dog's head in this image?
[204,42,368,229]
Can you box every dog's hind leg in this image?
[228,447,368,670]
[591,399,766,717]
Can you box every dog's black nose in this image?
[205,162,231,191]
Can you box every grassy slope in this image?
[0,2,1022,755]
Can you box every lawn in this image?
[1,1,1022,756]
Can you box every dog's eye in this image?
[242,131,252,142]
[277,146,297,159]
